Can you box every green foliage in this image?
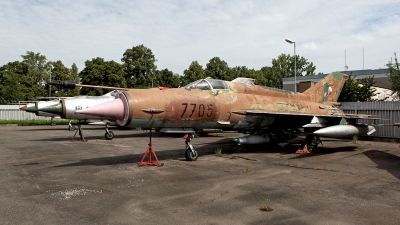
[48,60,72,97]
[121,44,157,88]
[21,51,50,84]
[204,57,231,80]
[79,58,127,95]
[269,53,316,88]
[387,53,400,99]
[0,52,83,103]
[154,69,180,88]
[0,58,47,103]
[242,168,251,174]
[69,63,80,96]
[260,199,273,211]
[260,66,280,88]
[181,61,206,86]
[230,66,269,86]
[338,75,377,102]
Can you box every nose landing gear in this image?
[183,133,198,161]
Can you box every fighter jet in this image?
[53,72,377,162]
[35,90,124,140]
[20,100,63,125]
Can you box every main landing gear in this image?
[183,133,198,161]
[296,134,322,154]
[68,120,75,131]
[68,121,115,140]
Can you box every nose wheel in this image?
[104,123,114,140]
[184,133,198,161]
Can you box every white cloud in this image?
[1,0,400,75]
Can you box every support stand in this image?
[70,124,87,142]
[138,129,164,167]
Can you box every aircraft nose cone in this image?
[24,105,37,113]
[19,105,27,110]
[76,98,125,120]
[37,103,63,116]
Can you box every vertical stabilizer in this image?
[303,72,347,103]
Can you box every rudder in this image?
[303,72,347,103]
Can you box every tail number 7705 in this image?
[181,103,213,117]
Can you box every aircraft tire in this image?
[51,121,56,126]
[185,149,198,161]
[68,125,75,131]
[105,131,114,140]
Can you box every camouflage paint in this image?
[77,73,349,130]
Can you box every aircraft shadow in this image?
[363,150,400,181]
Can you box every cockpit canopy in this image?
[103,90,119,97]
[184,79,230,91]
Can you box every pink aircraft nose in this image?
[76,98,125,120]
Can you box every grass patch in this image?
[242,168,251,174]
[215,148,227,157]
[260,199,273,211]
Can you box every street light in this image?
[48,65,52,99]
[285,38,296,92]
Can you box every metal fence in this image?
[0,105,52,120]
[2,102,400,138]
[340,101,400,138]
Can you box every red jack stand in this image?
[138,130,164,167]
[296,144,310,154]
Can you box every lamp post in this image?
[285,38,296,92]
[49,66,52,99]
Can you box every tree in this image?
[269,53,316,88]
[79,57,126,96]
[0,61,33,103]
[21,51,50,98]
[204,57,231,80]
[259,66,278,88]
[0,51,53,103]
[230,66,270,86]
[338,76,377,102]
[69,63,80,96]
[181,61,206,86]
[21,51,50,84]
[49,60,72,97]
[121,45,157,88]
[387,53,400,100]
[154,69,180,88]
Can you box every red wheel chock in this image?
[138,143,164,166]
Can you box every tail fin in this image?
[303,72,347,103]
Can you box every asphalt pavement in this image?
[0,125,399,225]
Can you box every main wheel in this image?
[68,125,75,131]
[51,121,56,126]
[105,131,114,140]
[185,149,198,161]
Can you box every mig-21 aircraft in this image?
[51,72,377,163]
[33,90,127,140]
[21,91,127,139]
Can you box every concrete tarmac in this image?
[0,125,399,225]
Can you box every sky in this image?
[1,0,400,75]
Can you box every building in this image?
[282,69,392,97]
